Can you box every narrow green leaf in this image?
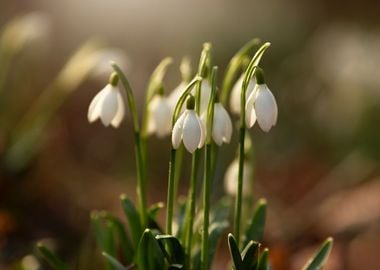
[257,248,269,270]
[136,229,165,270]
[243,198,267,247]
[241,241,260,269]
[120,195,143,248]
[228,234,243,270]
[103,214,134,263]
[156,234,185,266]
[36,243,67,270]
[148,202,165,220]
[302,238,333,270]
[102,252,126,270]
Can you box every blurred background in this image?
[1,0,380,269]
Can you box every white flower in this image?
[197,79,212,113]
[147,95,172,137]
[224,159,252,197]
[230,75,256,114]
[245,84,278,132]
[87,84,125,128]
[201,103,233,146]
[172,109,205,153]
[168,81,187,113]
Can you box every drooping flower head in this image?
[87,72,125,128]
[172,95,205,153]
[245,68,278,132]
[201,96,233,146]
[224,157,253,197]
[147,87,172,138]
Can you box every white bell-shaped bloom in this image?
[201,103,233,146]
[245,84,278,132]
[87,84,125,128]
[224,159,252,197]
[147,95,172,137]
[230,75,256,114]
[168,81,187,113]
[172,109,205,153]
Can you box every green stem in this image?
[166,148,177,234]
[173,145,184,204]
[201,143,212,270]
[233,42,271,247]
[234,127,245,245]
[112,63,147,227]
[201,66,217,270]
[184,149,201,269]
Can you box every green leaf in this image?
[257,248,269,270]
[156,234,185,266]
[228,234,243,270]
[136,229,165,270]
[120,195,143,248]
[36,242,67,270]
[102,252,126,270]
[243,198,267,247]
[241,241,260,269]
[103,213,134,264]
[302,238,333,270]
[148,202,165,220]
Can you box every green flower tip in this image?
[186,95,195,110]
[120,194,128,200]
[258,198,267,206]
[255,67,265,84]
[157,84,164,96]
[109,72,119,86]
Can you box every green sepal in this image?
[136,229,165,270]
[243,198,267,247]
[36,242,67,270]
[120,195,143,248]
[302,238,333,270]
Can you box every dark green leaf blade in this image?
[302,237,333,270]
[120,195,143,247]
[228,234,243,270]
[257,248,269,270]
[243,198,267,247]
[241,241,260,269]
[36,242,67,270]
[102,252,126,270]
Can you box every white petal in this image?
[182,111,202,153]
[168,82,186,108]
[200,80,211,113]
[255,84,278,132]
[218,103,233,143]
[153,98,172,137]
[88,85,111,123]
[212,105,226,146]
[100,86,119,126]
[230,75,256,114]
[224,159,252,197]
[245,89,257,128]
[110,91,125,128]
[198,115,206,148]
[171,111,187,149]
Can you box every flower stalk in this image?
[234,42,271,246]
[111,62,147,227]
[201,66,218,270]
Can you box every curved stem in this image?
[112,63,147,227]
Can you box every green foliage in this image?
[302,238,333,270]
[36,243,68,270]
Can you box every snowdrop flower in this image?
[201,102,233,146]
[197,79,212,113]
[230,75,256,114]
[168,81,187,113]
[87,73,125,128]
[147,93,172,137]
[172,96,205,153]
[245,69,278,132]
[224,158,252,197]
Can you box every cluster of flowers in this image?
[87,66,278,152]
